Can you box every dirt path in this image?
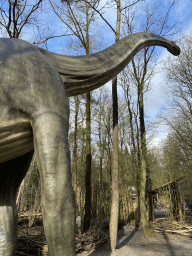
[79,225,192,256]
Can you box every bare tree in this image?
[121,0,179,235]
[83,0,143,250]
[163,34,192,190]
[120,68,141,226]
[0,0,43,38]
[50,0,102,231]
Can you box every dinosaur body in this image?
[0,33,180,255]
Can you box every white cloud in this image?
[148,133,167,149]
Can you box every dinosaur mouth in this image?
[167,41,180,56]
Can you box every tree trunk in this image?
[126,89,141,226]
[147,169,154,222]
[135,116,141,226]
[138,82,151,236]
[84,91,91,231]
[109,76,119,251]
[83,0,92,232]
[72,96,79,191]
[148,191,154,222]
[98,112,103,220]
[174,181,183,222]
[92,183,97,219]
[109,0,121,251]
[16,178,25,211]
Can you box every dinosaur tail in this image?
[38,32,180,96]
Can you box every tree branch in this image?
[67,2,86,47]
[83,0,116,34]
[19,0,43,35]
[18,0,27,18]
[49,0,82,42]
[121,0,143,11]
[159,0,176,36]
[33,33,73,45]
[7,0,12,36]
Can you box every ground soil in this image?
[79,223,192,256]
[16,213,192,256]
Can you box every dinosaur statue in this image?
[0,32,180,255]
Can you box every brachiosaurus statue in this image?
[0,32,180,255]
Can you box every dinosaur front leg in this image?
[32,112,76,256]
[0,151,33,256]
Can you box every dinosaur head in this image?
[166,40,180,56]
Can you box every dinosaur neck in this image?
[38,32,180,96]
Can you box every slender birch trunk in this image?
[109,0,121,251]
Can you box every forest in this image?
[0,0,192,255]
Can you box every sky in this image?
[96,0,192,148]
[0,0,192,148]
[143,1,192,148]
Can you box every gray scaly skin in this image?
[0,32,180,256]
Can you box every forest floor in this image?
[80,210,192,256]
[79,223,192,256]
[16,210,192,256]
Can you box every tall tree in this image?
[120,69,141,226]
[50,0,101,231]
[109,0,120,250]
[121,0,179,235]
[163,34,192,157]
[86,0,143,250]
[71,96,80,191]
[162,33,192,207]
[83,0,92,232]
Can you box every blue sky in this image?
[143,1,192,147]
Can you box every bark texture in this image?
[109,0,121,251]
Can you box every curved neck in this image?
[38,32,180,96]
